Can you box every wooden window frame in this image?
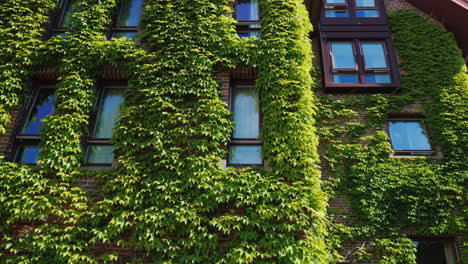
[84,81,126,166]
[227,80,263,167]
[410,237,460,264]
[321,0,387,25]
[321,31,401,92]
[386,116,435,156]
[233,0,261,38]
[10,81,56,165]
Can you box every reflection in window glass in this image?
[326,0,346,3]
[366,74,391,83]
[59,0,77,27]
[233,87,259,139]
[362,42,387,68]
[229,145,262,165]
[325,10,349,17]
[331,42,356,69]
[112,32,138,40]
[16,146,41,164]
[333,74,359,83]
[237,31,261,39]
[22,89,55,135]
[86,145,114,164]
[414,240,457,264]
[356,10,379,17]
[94,88,125,138]
[117,0,144,27]
[356,0,375,7]
[236,0,259,21]
[388,121,432,150]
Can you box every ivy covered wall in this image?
[0,0,466,263]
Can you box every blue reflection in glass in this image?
[16,146,41,164]
[333,74,359,83]
[112,32,138,41]
[356,0,375,7]
[117,0,144,27]
[94,88,125,138]
[331,42,356,68]
[356,10,379,17]
[325,10,349,17]
[326,0,345,3]
[365,74,391,83]
[388,121,432,150]
[233,87,259,139]
[22,89,55,135]
[362,42,387,68]
[237,31,261,39]
[236,0,260,21]
[86,145,114,164]
[229,145,262,165]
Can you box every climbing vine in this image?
[0,0,331,263]
[318,9,467,263]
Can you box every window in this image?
[13,85,56,164]
[413,239,458,264]
[85,85,125,165]
[235,0,261,39]
[228,85,262,166]
[51,0,77,36]
[321,34,400,90]
[110,0,144,40]
[322,0,384,20]
[387,119,434,156]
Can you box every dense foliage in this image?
[318,10,467,263]
[0,0,331,262]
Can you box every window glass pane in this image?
[325,10,349,17]
[388,121,432,151]
[414,240,456,264]
[362,42,387,68]
[365,74,391,83]
[229,145,262,165]
[232,87,259,139]
[117,0,144,27]
[326,0,346,3]
[237,31,261,39]
[356,0,375,7]
[356,10,380,17]
[86,145,114,164]
[236,0,259,21]
[94,88,125,138]
[16,146,41,164]
[22,89,55,135]
[333,74,359,83]
[59,0,77,27]
[330,42,356,69]
[112,32,138,41]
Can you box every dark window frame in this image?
[227,80,263,167]
[84,80,127,167]
[108,0,145,41]
[386,116,435,156]
[11,81,56,165]
[321,0,387,25]
[321,31,401,92]
[233,0,261,38]
[49,0,76,37]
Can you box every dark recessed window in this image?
[413,239,457,264]
[51,0,78,36]
[228,85,262,166]
[110,0,144,41]
[321,35,400,90]
[388,120,433,155]
[13,86,56,164]
[235,0,261,39]
[85,86,125,165]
